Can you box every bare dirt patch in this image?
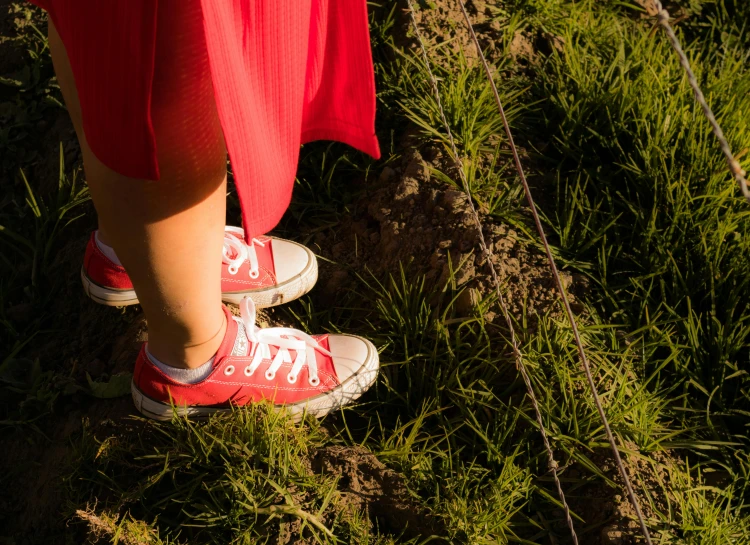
[311,142,573,323]
[310,445,444,538]
[561,447,677,544]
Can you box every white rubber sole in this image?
[80,238,318,309]
[130,337,380,421]
[80,268,140,306]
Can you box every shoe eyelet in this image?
[224,365,235,376]
[244,366,254,377]
[286,373,297,384]
[249,269,260,279]
[265,370,276,380]
[228,265,239,275]
[308,376,320,387]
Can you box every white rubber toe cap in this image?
[272,238,315,284]
[327,335,372,383]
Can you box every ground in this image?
[2,0,750,544]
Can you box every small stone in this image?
[600,525,623,544]
[441,189,466,209]
[455,262,476,285]
[394,178,420,200]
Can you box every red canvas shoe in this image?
[131,298,380,420]
[80,226,318,308]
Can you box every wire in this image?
[650,0,750,202]
[405,2,580,543]
[455,1,655,542]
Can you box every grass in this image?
[69,408,358,543]
[524,0,750,432]
[2,0,750,543]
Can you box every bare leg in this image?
[49,0,228,368]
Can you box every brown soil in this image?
[310,141,575,324]
[75,510,168,545]
[558,446,678,544]
[310,445,444,538]
[72,445,441,545]
[0,399,135,543]
[398,0,506,64]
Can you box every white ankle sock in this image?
[95,231,122,266]
[146,346,215,384]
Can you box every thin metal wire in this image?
[650,0,750,202]
[404,2,579,543]
[455,2,654,544]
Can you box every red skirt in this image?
[29,0,380,237]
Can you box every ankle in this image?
[147,311,227,369]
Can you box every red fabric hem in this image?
[32,0,380,238]
[301,126,381,160]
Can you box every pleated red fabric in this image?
[30,0,380,237]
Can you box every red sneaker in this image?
[131,299,380,420]
[80,226,318,308]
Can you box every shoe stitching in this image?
[146,363,336,388]
[222,267,275,285]
[221,278,275,287]
[202,380,331,392]
[141,363,343,396]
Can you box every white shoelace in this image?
[229,297,331,386]
[222,226,266,279]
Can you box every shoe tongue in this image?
[224,232,244,260]
[229,315,250,357]
[312,335,338,381]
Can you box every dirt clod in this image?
[310,446,443,537]
[76,509,164,545]
[314,145,576,324]
[601,525,625,544]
